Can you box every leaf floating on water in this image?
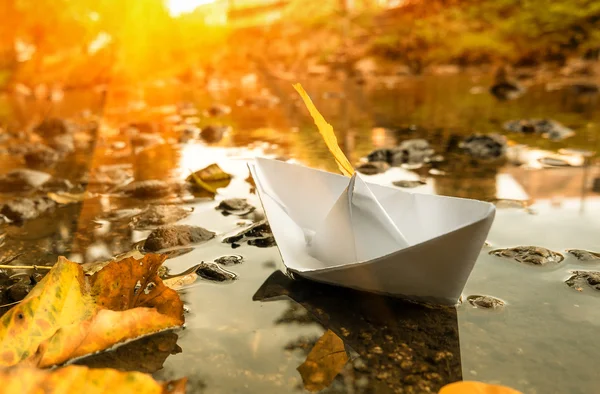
[297,329,349,392]
[439,381,523,394]
[46,192,91,205]
[293,83,354,177]
[187,163,232,194]
[0,254,184,368]
[0,365,187,394]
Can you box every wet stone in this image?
[392,139,435,166]
[459,133,507,160]
[24,145,60,167]
[39,178,75,192]
[130,205,192,230]
[121,180,175,199]
[392,180,426,188]
[503,119,575,141]
[367,149,395,164]
[1,197,57,222]
[216,198,255,216]
[0,169,52,192]
[33,118,70,137]
[467,295,505,309]
[195,262,237,282]
[8,282,33,302]
[248,236,276,248]
[490,246,564,265]
[566,249,600,262]
[565,271,600,292]
[356,161,390,175]
[200,125,230,143]
[143,225,215,252]
[49,133,75,153]
[214,255,243,266]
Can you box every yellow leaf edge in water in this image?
[293,83,354,177]
[439,381,524,394]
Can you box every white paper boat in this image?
[249,158,496,305]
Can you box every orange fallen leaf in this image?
[187,163,232,194]
[0,254,183,368]
[297,329,349,392]
[293,83,354,177]
[439,381,523,394]
[0,365,186,394]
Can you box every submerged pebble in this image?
[121,180,176,199]
[130,205,192,230]
[0,169,52,192]
[490,246,564,265]
[356,161,390,175]
[248,236,276,248]
[216,198,255,216]
[467,295,505,309]
[1,197,57,222]
[214,255,243,266]
[144,225,215,251]
[392,180,426,188]
[565,271,600,292]
[195,262,237,282]
[459,133,507,160]
[503,119,575,141]
[566,249,600,262]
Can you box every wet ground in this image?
[0,70,599,394]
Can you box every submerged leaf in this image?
[439,381,523,394]
[297,329,349,392]
[0,254,184,368]
[46,192,90,205]
[293,83,354,177]
[0,365,187,394]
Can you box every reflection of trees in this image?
[255,271,463,393]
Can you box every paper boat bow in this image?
[249,158,495,305]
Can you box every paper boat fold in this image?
[249,158,495,305]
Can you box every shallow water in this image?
[0,72,599,393]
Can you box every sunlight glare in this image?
[168,0,217,16]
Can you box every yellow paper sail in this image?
[293,83,354,177]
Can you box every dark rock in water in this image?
[1,197,56,222]
[565,271,600,292]
[467,295,504,309]
[214,255,244,266]
[39,178,74,192]
[223,220,273,247]
[8,281,33,302]
[459,134,507,159]
[121,180,174,199]
[248,236,276,248]
[195,262,236,282]
[0,169,52,192]
[216,198,255,216]
[566,249,600,262]
[204,104,231,117]
[392,180,426,188]
[490,82,524,100]
[24,145,60,167]
[569,83,599,96]
[503,119,575,141]
[490,246,564,265]
[144,225,215,252]
[33,118,69,137]
[49,133,75,153]
[367,149,395,164]
[356,161,390,175]
[130,205,192,230]
[200,125,231,144]
[591,177,600,193]
[392,139,435,166]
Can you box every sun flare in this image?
[168,0,217,16]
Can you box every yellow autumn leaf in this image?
[188,169,217,194]
[439,381,524,394]
[0,254,184,368]
[0,365,187,394]
[297,329,349,392]
[293,83,354,177]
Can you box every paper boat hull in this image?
[250,158,495,305]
